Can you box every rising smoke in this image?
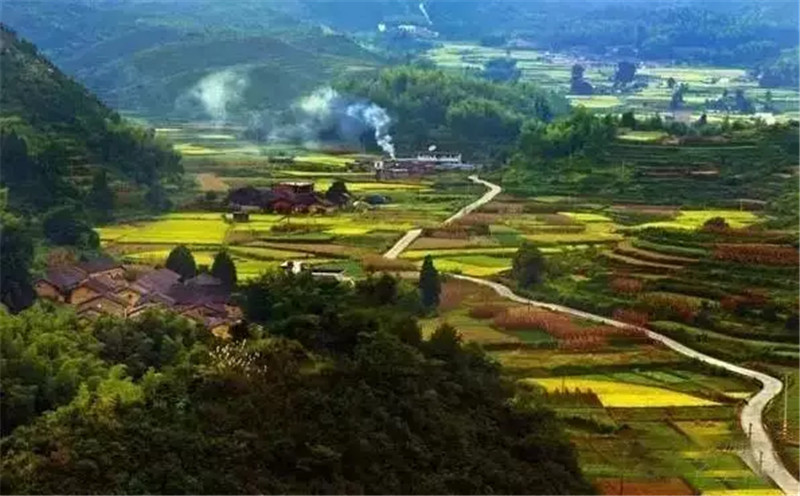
[419,2,432,25]
[248,87,395,157]
[177,69,249,125]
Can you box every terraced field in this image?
[425,42,799,118]
[420,278,777,495]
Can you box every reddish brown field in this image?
[610,277,645,294]
[713,243,799,266]
[594,477,695,495]
[492,307,646,350]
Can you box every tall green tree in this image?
[42,206,99,248]
[418,255,441,309]
[0,211,35,312]
[512,242,546,288]
[210,250,237,288]
[87,169,114,221]
[165,245,196,281]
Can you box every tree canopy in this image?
[337,66,567,161]
[166,245,197,281]
[1,273,591,495]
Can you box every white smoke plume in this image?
[346,102,395,158]
[419,2,432,25]
[248,87,396,157]
[184,69,249,125]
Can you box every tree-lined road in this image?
[385,174,798,496]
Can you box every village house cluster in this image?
[374,152,476,179]
[34,257,241,335]
[227,181,336,215]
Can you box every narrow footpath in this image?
[384,175,800,496]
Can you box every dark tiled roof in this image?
[168,283,230,306]
[135,268,181,294]
[185,273,222,287]
[77,256,122,275]
[82,274,126,294]
[41,266,87,292]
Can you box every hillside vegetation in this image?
[2,1,384,118]
[0,275,591,494]
[0,26,181,311]
[338,66,568,160]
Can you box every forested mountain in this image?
[0,25,181,213]
[0,25,180,311]
[2,0,385,118]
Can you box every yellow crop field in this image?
[418,258,509,276]
[174,143,219,155]
[526,377,720,408]
[638,210,758,230]
[97,218,230,244]
[675,421,734,448]
[314,179,431,192]
[325,226,372,235]
[293,154,356,167]
[561,212,614,223]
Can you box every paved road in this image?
[451,273,800,496]
[383,228,424,260]
[443,175,503,225]
[382,175,502,259]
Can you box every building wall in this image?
[70,286,100,305]
[115,288,142,307]
[35,281,65,302]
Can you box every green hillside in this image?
[0,24,181,213]
[2,1,385,119]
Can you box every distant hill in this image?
[0,25,181,214]
[2,1,385,120]
[281,0,799,68]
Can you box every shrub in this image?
[638,293,697,323]
[701,216,730,231]
[512,242,546,288]
[609,277,644,294]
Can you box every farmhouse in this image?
[280,260,349,282]
[35,258,240,333]
[227,181,332,214]
[374,151,476,179]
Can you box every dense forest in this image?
[338,66,568,160]
[0,273,591,494]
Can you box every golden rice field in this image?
[526,377,720,408]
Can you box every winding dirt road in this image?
[385,175,799,495]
